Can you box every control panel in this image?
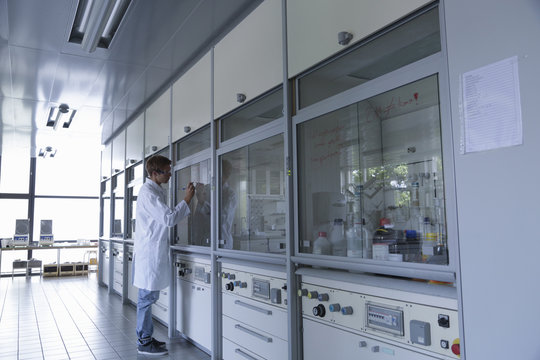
[175,256,211,286]
[221,265,288,310]
[299,275,460,359]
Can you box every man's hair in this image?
[146,155,171,176]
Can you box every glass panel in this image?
[297,75,447,265]
[298,8,440,109]
[176,125,210,161]
[0,153,30,193]
[126,182,141,240]
[220,87,283,142]
[219,134,286,253]
[112,173,125,238]
[174,159,211,247]
[101,180,111,237]
[34,198,99,241]
[0,199,28,238]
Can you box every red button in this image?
[451,343,460,355]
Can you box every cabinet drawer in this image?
[222,315,287,360]
[287,0,431,77]
[223,337,264,360]
[222,292,287,337]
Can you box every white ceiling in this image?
[0,0,260,158]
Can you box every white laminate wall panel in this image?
[444,0,540,359]
[287,0,431,77]
[213,0,283,119]
[145,89,171,156]
[126,113,144,166]
[172,52,211,142]
[112,131,125,174]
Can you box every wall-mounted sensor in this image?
[184,126,191,133]
[237,93,246,103]
[151,145,158,151]
[338,31,353,45]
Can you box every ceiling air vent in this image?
[69,0,132,53]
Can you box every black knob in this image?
[225,282,234,291]
[312,304,326,318]
[438,314,450,328]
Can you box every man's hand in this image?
[184,182,195,204]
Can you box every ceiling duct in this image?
[69,0,132,53]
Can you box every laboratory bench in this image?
[0,242,98,276]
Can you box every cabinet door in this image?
[287,0,431,77]
[101,144,112,180]
[172,52,211,143]
[145,89,171,157]
[177,279,211,350]
[126,114,144,167]
[112,131,125,175]
[213,0,283,119]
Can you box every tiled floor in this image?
[0,274,210,360]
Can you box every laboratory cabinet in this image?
[145,88,171,157]
[112,131,126,175]
[213,0,283,119]
[298,268,460,359]
[125,113,144,167]
[294,4,453,278]
[126,245,138,304]
[286,0,432,78]
[221,261,288,360]
[171,52,211,143]
[112,242,123,295]
[100,180,112,238]
[101,144,112,180]
[99,241,110,286]
[112,173,125,239]
[175,254,211,352]
[152,286,170,325]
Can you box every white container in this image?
[329,219,346,256]
[372,243,389,260]
[313,232,332,255]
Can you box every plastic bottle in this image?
[422,217,437,259]
[330,218,346,256]
[312,232,332,256]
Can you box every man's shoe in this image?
[152,337,166,347]
[138,341,168,356]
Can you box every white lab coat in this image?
[133,179,190,291]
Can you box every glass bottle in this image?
[329,218,346,256]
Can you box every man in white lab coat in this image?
[133,155,195,356]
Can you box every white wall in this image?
[444,1,540,359]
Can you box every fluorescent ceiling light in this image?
[46,104,77,130]
[69,0,132,53]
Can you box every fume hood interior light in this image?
[69,0,132,53]
[46,104,77,130]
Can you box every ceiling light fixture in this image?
[38,146,57,158]
[69,0,133,53]
[46,104,77,130]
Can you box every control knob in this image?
[297,289,308,297]
[329,304,341,312]
[341,306,353,315]
[225,282,234,291]
[318,293,329,301]
[312,304,326,317]
[228,274,236,280]
[307,291,318,299]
